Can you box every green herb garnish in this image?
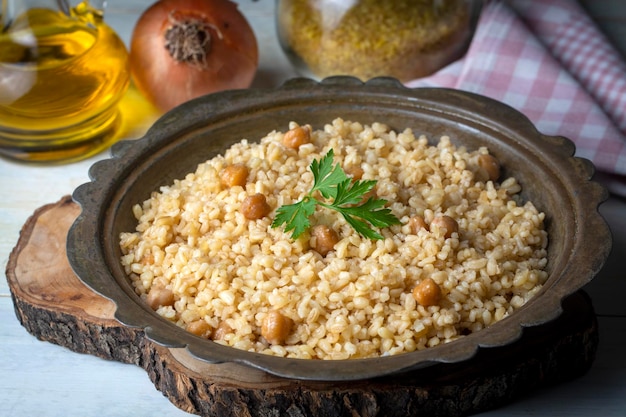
[271,149,402,240]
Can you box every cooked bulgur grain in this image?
[119,118,548,360]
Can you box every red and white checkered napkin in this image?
[406,0,626,189]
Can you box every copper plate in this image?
[67,77,611,381]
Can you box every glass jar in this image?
[276,0,481,82]
[0,0,130,163]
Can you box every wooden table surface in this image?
[2,1,625,416]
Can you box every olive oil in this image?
[0,4,130,162]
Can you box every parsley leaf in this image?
[272,196,317,239]
[271,150,402,240]
[310,149,348,199]
[334,178,376,206]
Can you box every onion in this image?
[130,0,258,113]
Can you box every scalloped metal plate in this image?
[67,76,611,381]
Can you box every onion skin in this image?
[130,0,258,113]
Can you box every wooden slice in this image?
[6,196,599,417]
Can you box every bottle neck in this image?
[1,0,105,27]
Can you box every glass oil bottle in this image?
[0,0,130,163]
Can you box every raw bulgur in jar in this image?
[119,118,549,360]
[276,0,481,81]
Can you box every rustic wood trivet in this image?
[6,196,599,417]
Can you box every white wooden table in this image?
[2,1,625,416]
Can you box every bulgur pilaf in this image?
[119,118,548,360]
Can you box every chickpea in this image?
[283,125,311,149]
[146,286,175,310]
[186,320,212,338]
[345,165,364,180]
[478,154,501,182]
[310,224,339,256]
[409,216,428,234]
[261,310,293,345]
[219,164,249,188]
[213,321,232,341]
[430,215,458,238]
[241,193,271,220]
[412,278,442,307]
